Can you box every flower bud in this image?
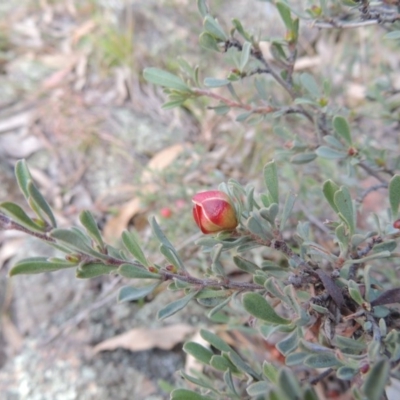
[192,190,238,234]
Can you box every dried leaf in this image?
[93,323,195,353]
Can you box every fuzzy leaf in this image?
[204,77,230,87]
[200,329,231,352]
[316,146,347,160]
[322,180,340,213]
[334,187,355,235]
[117,284,158,302]
[305,353,341,368]
[246,381,270,396]
[263,160,279,204]
[276,2,293,30]
[76,263,115,278]
[290,152,317,164]
[160,244,185,271]
[333,116,352,145]
[121,230,149,266]
[9,257,76,276]
[278,368,301,399]
[143,68,190,92]
[118,263,160,279]
[199,32,220,51]
[15,159,32,199]
[240,41,251,71]
[280,192,296,230]
[300,73,320,97]
[0,202,47,233]
[183,342,213,364]
[362,359,390,400]
[242,292,290,325]
[233,255,259,273]
[157,290,199,320]
[276,329,299,356]
[79,211,103,249]
[389,175,400,219]
[50,228,108,260]
[203,15,227,41]
[27,181,57,227]
[171,389,213,400]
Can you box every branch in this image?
[310,13,400,29]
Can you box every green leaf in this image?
[336,366,357,380]
[278,368,301,399]
[162,99,185,109]
[150,217,175,249]
[333,116,352,145]
[50,228,109,260]
[276,329,299,356]
[242,292,291,325]
[276,2,293,30]
[197,0,209,18]
[280,192,296,230]
[362,359,390,400]
[263,160,279,204]
[0,202,47,233]
[76,263,115,278]
[204,77,230,87]
[232,18,251,41]
[315,146,347,160]
[322,180,340,213]
[263,361,279,382]
[227,351,260,379]
[389,175,400,219]
[157,290,199,320]
[233,256,259,274]
[143,67,190,92]
[117,284,158,302]
[27,182,57,227]
[198,32,220,52]
[260,203,279,225]
[300,73,320,97]
[207,295,232,318]
[122,230,149,266]
[160,244,185,271]
[118,263,160,279]
[384,30,400,40]
[348,280,364,306]
[210,355,239,373]
[171,389,213,400]
[183,342,213,364]
[9,257,76,276]
[334,187,355,235]
[290,152,317,164]
[79,211,103,249]
[239,41,251,71]
[200,329,231,352]
[246,381,270,396]
[285,352,308,366]
[372,240,397,253]
[15,159,32,199]
[203,15,227,41]
[304,353,341,368]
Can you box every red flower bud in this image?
[160,207,172,218]
[393,219,400,229]
[192,190,238,234]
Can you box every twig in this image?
[308,368,333,385]
[311,13,400,29]
[358,161,388,184]
[358,183,387,203]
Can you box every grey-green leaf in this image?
[204,77,230,87]
[240,41,251,71]
[276,328,299,356]
[200,329,232,352]
[290,152,317,164]
[323,180,340,213]
[316,146,347,160]
[203,15,227,41]
[171,389,213,400]
[50,228,108,260]
[157,290,199,320]
[160,244,186,271]
[15,159,32,199]
[79,211,103,249]
[280,192,296,230]
[150,217,174,249]
[242,292,290,325]
[9,257,76,276]
[246,381,270,396]
[27,181,57,227]
[263,160,279,204]
[143,67,190,92]
[0,202,47,233]
[334,187,355,235]
[300,72,320,97]
[304,353,341,368]
[389,175,400,219]
[122,230,149,266]
[233,255,259,274]
[362,359,390,400]
[76,263,115,278]
[276,1,293,30]
[117,284,158,302]
[183,342,213,364]
[118,263,160,279]
[333,116,352,145]
[199,32,220,52]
